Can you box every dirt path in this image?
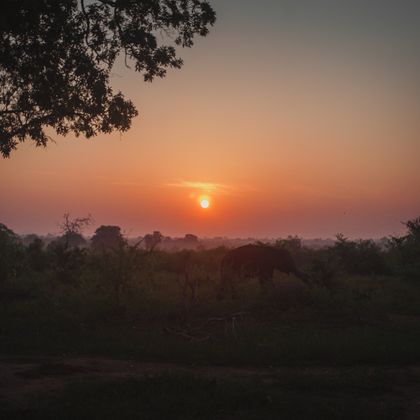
[1,356,420,418]
[1,356,314,404]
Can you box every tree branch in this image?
[80,0,91,50]
[0,109,27,115]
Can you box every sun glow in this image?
[199,197,210,209]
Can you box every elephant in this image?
[218,244,309,298]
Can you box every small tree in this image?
[184,234,199,243]
[406,217,420,239]
[0,223,23,282]
[47,213,91,283]
[144,231,163,252]
[275,235,307,266]
[58,212,91,249]
[329,234,386,276]
[26,237,47,272]
[275,236,303,257]
[387,216,420,278]
[91,237,144,308]
[91,225,125,253]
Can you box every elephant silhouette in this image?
[218,244,309,298]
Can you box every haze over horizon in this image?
[1,0,419,239]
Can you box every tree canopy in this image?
[91,225,125,252]
[0,0,216,157]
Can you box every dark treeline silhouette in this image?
[1,216,419,294]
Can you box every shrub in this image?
[0,223,23,282]
[329,235,387,276]
[386,217,420,279]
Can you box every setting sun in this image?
[200,198,210,209]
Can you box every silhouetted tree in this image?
[91,225,125,252]
[0,0,216,157]
[0,223,23,282]
[387,216,420,277]
[181,234,200,250]
[26,237,47,272]
[91,234,144,308]
[329,234,386,276]
[275,236,303,257]
[47,213,90,282]
[57,212,91,248]
[406,217,420,239]
[22,233,41,247]
[144,230,163,251]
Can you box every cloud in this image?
[165,180,232,195]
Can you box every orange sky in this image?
[1,0,419,238]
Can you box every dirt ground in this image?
[1,356,420,418]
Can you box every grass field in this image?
[2,269,420,366]
[1,227,420,418]
[2,365,414,420]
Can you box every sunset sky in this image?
[1,0,419,238]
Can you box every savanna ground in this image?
[1,219,420,419]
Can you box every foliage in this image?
[0,0,216,157]
[55,232,88,249]
[91,225,125,253]
[52,212,92,249]
[328,234,387,276]
[41,214,91,282]
[47,240,88,284]
[386,217,420,278]
[26,237,47,272]
[59,212,91,236]
[144,230,163,251]
[307,254,339,289]
[275,236,303,256]
[88,240,145,306]
[0,223,23,282]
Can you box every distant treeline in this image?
[18,232,339,252]
[1,215,419,293]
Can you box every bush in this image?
[0,223,23,283]
[329,235,387,276]
[386,217,420,279]
[25,237,48,272]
